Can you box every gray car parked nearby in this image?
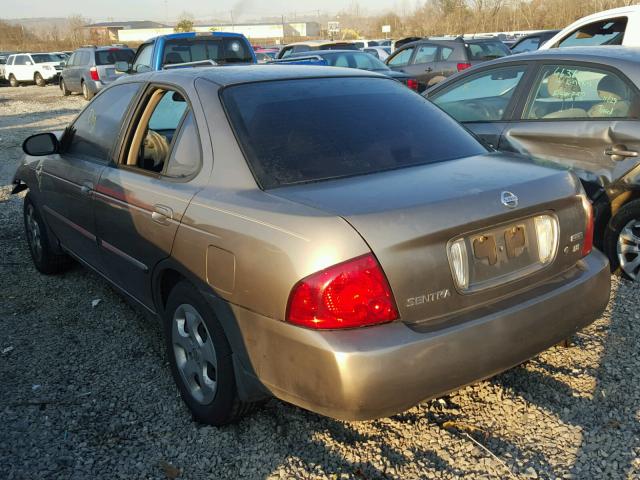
[60,46,134,100]
[425,47,640,281]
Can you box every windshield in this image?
[221,77,485,189]
[163,37,253,66]
[323,52,389,71]
[466,41,511,60]
[96,49,134,65]
[31,54,59,63]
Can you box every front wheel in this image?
[23,194,72,274]
[9,74,19,87]
[60,79,70,96]
[164,281,258,425]
[34,72,46,87]
[604,199,640,281]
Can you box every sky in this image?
[3,0,406,22]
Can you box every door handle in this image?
[80,182,93,195]
[605,144,638,161]
[426,67,433,72]
[151,205,173,225]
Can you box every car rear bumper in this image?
[231,251,610,420]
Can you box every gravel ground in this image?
[1,85,640,480]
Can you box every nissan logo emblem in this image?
[501,191,518,209]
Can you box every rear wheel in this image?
[9,74,19,87]
[81,81,93,100]
[164,281,258,425]
[604,199,640,281]
[34,72,46,87]
[23,194,72,274]
[60,79,70,96]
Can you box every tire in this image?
[23,194,72,274]
[164,281,258,425]
[81,81,93,100]
[604,198,640,281]
[9,74,19,87]
[60,79,70,96]
[34,72,46,87]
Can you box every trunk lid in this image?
[269,152,589,326]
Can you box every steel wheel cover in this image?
[617,219,640,281]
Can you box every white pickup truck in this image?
[540,5,640,49]
[4,53,62,87]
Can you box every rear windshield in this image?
[31,54,59,63]
[96,49,134,65]
[163,37,253,65]
[466,41,511,60]
[221,77,485,189]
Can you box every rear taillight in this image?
[457,62,472,72]
[406,78,419,91]
[89,66,99,81]
[581,196,594,257]
[286,253,399,329]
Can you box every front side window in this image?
[132,44,154,72]
[387,47,414,67]
[557,18,627,48]
[64,83,140,162]
[67,53,76,66]
[7,56,14,65]
[413,45,438,64]
[431,65,526,122]
[123,88,200,178]
[221,77,486,189]
[524,65,639,120]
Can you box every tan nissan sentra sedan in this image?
[13,66,611,425]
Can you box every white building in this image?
[117,22,320,43]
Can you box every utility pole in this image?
[230,10,234,30]
[164,0,168,26]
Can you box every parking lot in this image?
[1,84,640,479]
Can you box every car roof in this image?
[290,49,368,56]
[131,64,381,87]
[146,31,247,43]
[490,45,640,67]
[284,40,355,47]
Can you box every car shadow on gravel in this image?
[0,109,80,131]
[492,278,640,478]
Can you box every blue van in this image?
[120,32,256,73]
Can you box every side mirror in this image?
[60,61,67,67]
[23,133,59,156]
[114,61,129,73]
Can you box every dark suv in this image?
[60,46,134,100]
[385,37,511,91]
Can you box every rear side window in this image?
[466,41,510,60]
[65,83,140,162]
[96,49,135,66]
[413,45,438,64]
[557,18,627,48]
[163,37,253,66]
[221,77,485,188]
[511,37,540,54]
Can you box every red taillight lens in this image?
[89,66,99,81]
[582,197,594,257]
[406,78,419,91]
[457,62,472,72]
[286,253,399,329]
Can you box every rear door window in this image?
[221,77,485,188]
[413,44,438,64]
[557,18,627,47]
[431,65,527,122]
[524,64,639,120]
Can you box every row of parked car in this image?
[6,4,640,427]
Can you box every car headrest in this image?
[547,72,581,99]
[165,52,185,65]
[597,75,627,101]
